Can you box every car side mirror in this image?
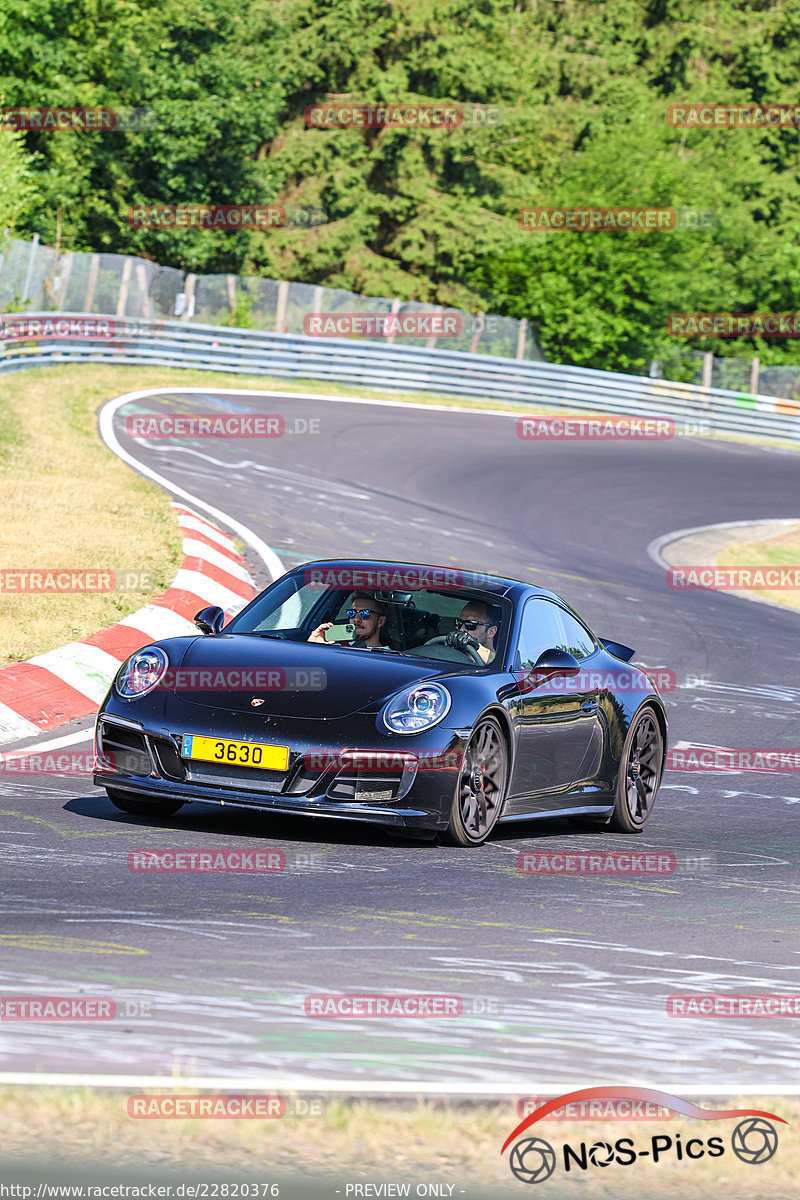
[194,606,225,635]
[529,648,581,678]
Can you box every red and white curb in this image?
[0,502,255,745]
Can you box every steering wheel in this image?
[423,634,485,665]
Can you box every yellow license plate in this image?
[181,734,289,772]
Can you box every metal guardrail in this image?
[2,312,799,441]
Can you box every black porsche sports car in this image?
[93,559,667,846]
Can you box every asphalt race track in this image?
[2,387,799,1092]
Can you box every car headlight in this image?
[382,682,452,734]
[114,646,169,698]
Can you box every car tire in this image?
[106,787,185,818]
[608,705,663,833]
[443,715,509,847]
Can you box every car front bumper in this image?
[92,708,465,830]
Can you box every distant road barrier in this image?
[1,311,798,441]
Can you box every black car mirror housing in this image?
[194,606,225,635]
[529,648,581,678]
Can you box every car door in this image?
[504,598,601,813]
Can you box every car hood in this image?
[166,634,453,719]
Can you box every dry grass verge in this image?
[0,1087,797,1198]
[716,523,800,612]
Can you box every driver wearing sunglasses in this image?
[445,601,499,663]
[308,592,388,647]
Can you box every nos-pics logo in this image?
[501,1087,785,1185]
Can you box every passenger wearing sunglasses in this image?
[308,592,388,647]
[445,602,500,663]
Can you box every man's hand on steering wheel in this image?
[445,629,480,654]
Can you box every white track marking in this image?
[27,643,123,703]
[175,513,237,550]
[0,702,41,742]
[0,727,94,755]
[169,568,250,613]
[647,517,800,569]
[0,1073,793,1094]
[119,604,198,639]
[98,388,286,581]
[180,537,253,583]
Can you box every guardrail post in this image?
[179,274,196,320]
[275,280,289,332]
[84,254,99,312]
[135,262,151,318]
[516,318,527,360]
[425,306,439,350]
[702,351,712,390]
[470,311,485,354]
[117,256,132,316]
[750,356,760,395]
[20,232,40,304]
[387,297,402,345]
[54,250,73,310]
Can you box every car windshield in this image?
[224,570,511,666]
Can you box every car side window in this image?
[517,599,566,670]
[554,609,596,660]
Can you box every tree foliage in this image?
[2,0,800,368]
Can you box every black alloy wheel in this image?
[444,715,509,846]
[609,706,663,832]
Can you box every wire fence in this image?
[0,234,542,361]
[4,235,800,397]
[655,348,800,402]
